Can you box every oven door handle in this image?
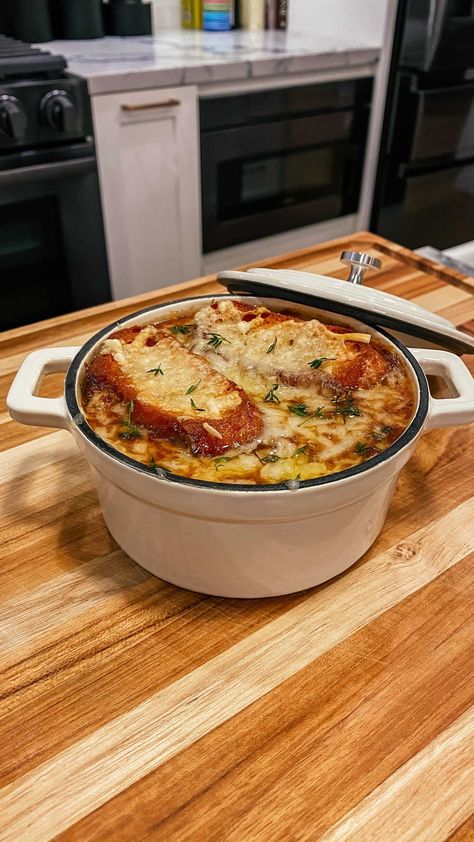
[0,156,96,187]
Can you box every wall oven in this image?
[200,78,372,254]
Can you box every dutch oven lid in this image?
[218,251,474,355]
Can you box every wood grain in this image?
[0,232,473,841]
[321,708,474,842]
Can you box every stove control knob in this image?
[0,96,27,140]
[41,90,76,133]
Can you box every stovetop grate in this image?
[0,36,66,79]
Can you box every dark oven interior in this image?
[200,78,372,253]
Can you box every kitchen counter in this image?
[1,232,473,839]
[43,30,379,94]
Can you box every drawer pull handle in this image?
[121,99,181,112]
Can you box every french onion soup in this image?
[81,300,416,484]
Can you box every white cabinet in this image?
[92,85,202,300]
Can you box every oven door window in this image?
[201,124,362,253]
[0,197,72,330]
[218,146,337,221]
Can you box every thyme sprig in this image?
[308,357,335,369]
[264,384,280,404]
[266,337,277,354]
[171,324,193,335]
[255,451,279,464]
[294,445,308,456]
[190,397,205,412]
[147,365,164,376]
[373,425,393,441]
[185,380,201,395]
[333,396,361,424]
[119,399,142,439]
[206,333,231,348]
[288,403,326,426]
[288,403,309,417]
[298,406,326,426]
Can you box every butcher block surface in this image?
[0,232,473,841]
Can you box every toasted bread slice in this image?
[83,324,263,456]
[192,300,394,393]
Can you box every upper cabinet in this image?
[92,85,202,300]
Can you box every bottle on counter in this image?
[182,0,203,29]
[233,0,241,29]
[203,0,232,31]
[265,0,288,29]
[240,0,265,30]
[277,0,288,29]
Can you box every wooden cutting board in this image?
[0,232,473,841]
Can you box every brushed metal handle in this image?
[121,99,181,112]
[340,251,382,285]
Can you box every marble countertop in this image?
[43,30,379,95]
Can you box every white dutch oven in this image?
[7,253,474,598]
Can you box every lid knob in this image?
[340,251,382,285]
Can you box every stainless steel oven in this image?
[200,79,372,253]
[370,0,474,249]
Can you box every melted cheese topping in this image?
[192,300,348,380]
[101,327,241,419]
[82,302,416,485]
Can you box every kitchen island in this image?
[1,233,473,840]
[43,30,379,94]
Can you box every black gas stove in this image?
[0,37,111,331]
[0,35,92,152]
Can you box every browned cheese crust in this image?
[82,325,263,456]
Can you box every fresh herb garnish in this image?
[255,451,279,464]
[190,397,205,412]
[288,403,310,417]
[308,357,336,369]
[119,399,142,439]
[266,337,277,354]
[119,427,142,440]
[264,383,280,404]
[215,456,232,470]
[147,365,164,376]
[294,445,308,456]
[298,406,326,427]
[373,425,393,442]
[185,380,201,395]
[171,324,193,335]
[333,397,361,423]
[207,333,231,348]
[355,441,370,455]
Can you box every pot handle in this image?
[410,348,474,431]
[7,346,80,430]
